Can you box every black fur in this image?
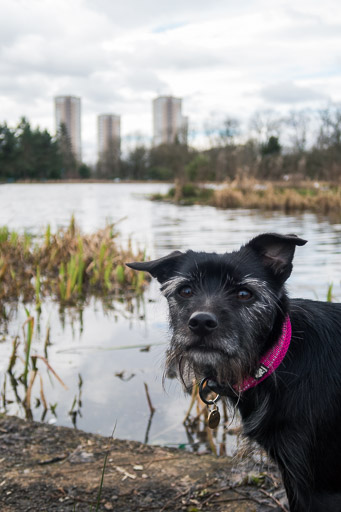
[127,233,341,512]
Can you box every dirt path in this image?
[0,415,287,511]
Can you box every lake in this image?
[0,183,340,453]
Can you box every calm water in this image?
[0,183,341,451]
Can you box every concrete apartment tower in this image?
[54,96,82,161]
[97,114,121,177]
[153,96,188,146]
[98,114,121,159]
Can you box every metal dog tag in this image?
[208,406,220,429]
[199,378,221,429]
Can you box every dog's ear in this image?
[246,233,307,283]
[126,251,184,283]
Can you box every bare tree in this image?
[249,110,283,145]
[284,110,310,153]
[204,115,240,148]
[317,104,341,150]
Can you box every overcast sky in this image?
[1,0,340,162]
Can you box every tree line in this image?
[0,118,91,181]
[120,106,341,183]
[1,106,341,182]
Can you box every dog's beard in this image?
[165,330,259,395]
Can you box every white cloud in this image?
[0,0,340,161]
[260,81,328,104]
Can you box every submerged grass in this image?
[3,309,68,421]
[22,309,34,388]
[0,216,149,310]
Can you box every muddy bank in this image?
[0,415,288,511]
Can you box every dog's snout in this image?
[188,311,218,336]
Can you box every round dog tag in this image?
[208,407,220,429]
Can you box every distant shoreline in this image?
[0,179,172,185]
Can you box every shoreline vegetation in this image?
[0,216,148,311]
[0,217,149,424]
[151,178,341,217]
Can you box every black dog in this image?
[127,233,341,511]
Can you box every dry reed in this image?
[0,216,149,309]
[212,180,341,215]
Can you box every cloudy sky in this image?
[1,0,341,162]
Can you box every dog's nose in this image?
[188,312,218,336]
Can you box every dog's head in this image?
[127,233,306,394]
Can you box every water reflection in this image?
[3,311,68,423]
[68,374,83,428]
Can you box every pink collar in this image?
[237,316,292,393]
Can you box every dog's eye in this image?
[178,286,193,298]
[237,289,253,301]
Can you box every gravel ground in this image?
[0,415,288,511]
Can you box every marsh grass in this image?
[152,183,214,205]
[213,180,341,214]
[155,180,341,216]
[0,216,149,311]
